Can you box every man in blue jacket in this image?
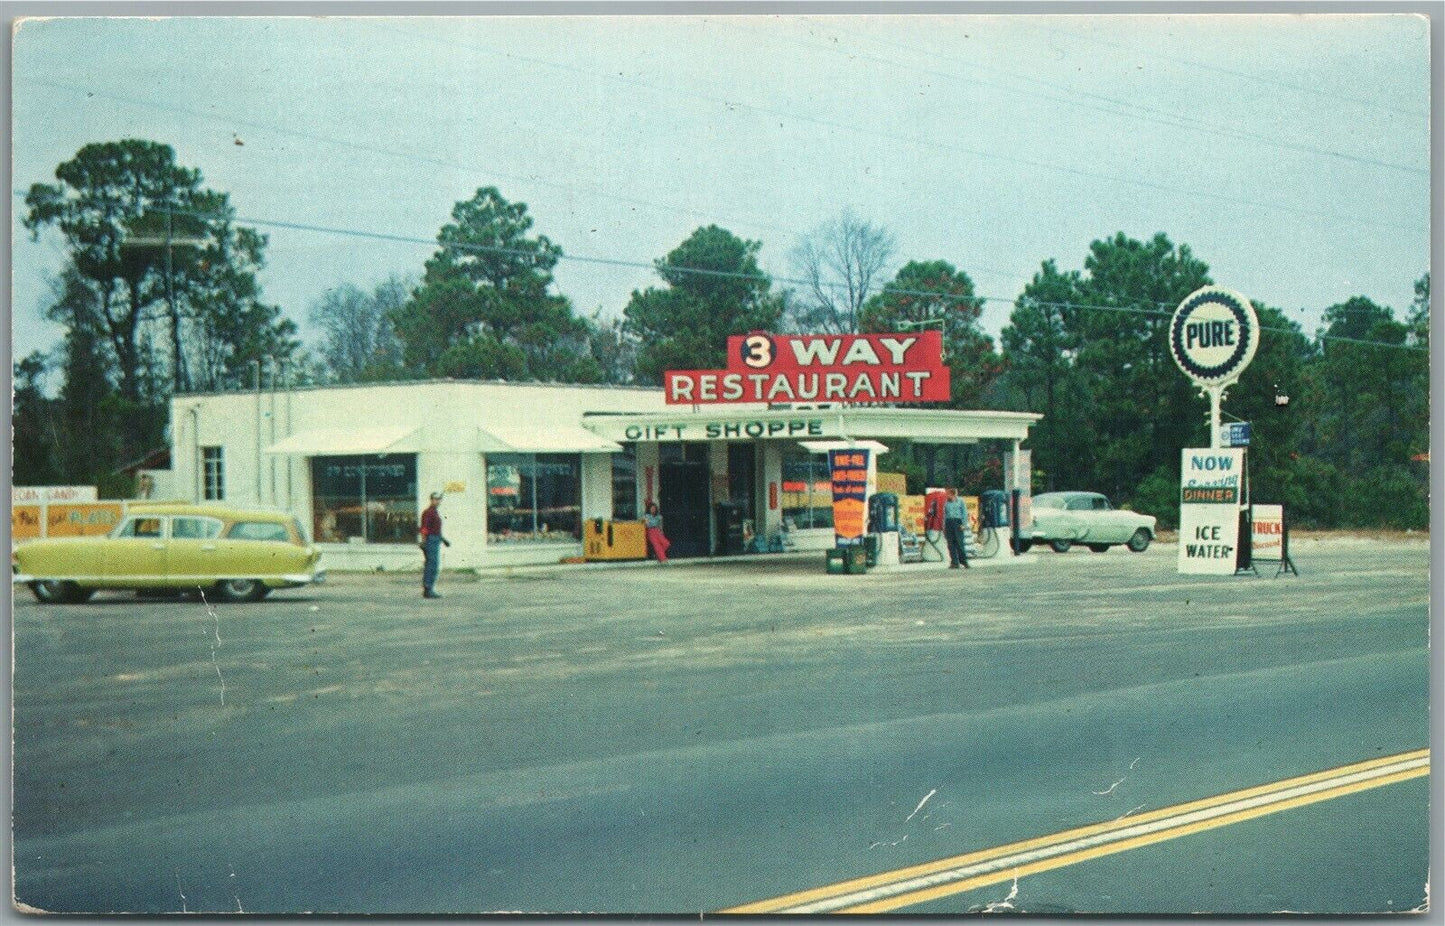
[943,488,970,570]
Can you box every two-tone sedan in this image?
[1027,491,1156,553]
[13,503,324,603]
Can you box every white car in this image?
[1027,492,1156,553]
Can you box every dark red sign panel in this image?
[664,331,950,405]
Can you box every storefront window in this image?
[311,455,417,544]
[612,444,638,520]
[487,453,581,543]
[780,448,834,530]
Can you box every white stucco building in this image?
[168,380,1039,570]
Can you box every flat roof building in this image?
[169,380,1040,570]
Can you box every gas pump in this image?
[923,489,948,562]
[867,493,901,567]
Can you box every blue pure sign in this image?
[1170,287,1259,387]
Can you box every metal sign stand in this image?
[1276,508,1300,577]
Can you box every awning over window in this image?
[265,426,417,455]
[797,439,891,455]
[477,423,622,454]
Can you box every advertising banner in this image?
[964,496,981,534]
[1251,504,1285,561]
[1178,505,1241,574]
[12,486,97,504]
[12,502,124,541]
[900,495,926,535]
[1180,448,1244,505]
[665,331,950,405]
[1178,448,1245,574]
[829,448,871,546]
[1219,422,1252,447]
[46,504,124,538]
[12,507,41,541]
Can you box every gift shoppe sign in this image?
[664,331,950,405]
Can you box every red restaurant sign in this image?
[664,331,950,405]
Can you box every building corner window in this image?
[202,447,225,500]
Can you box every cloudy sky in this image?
[10,12,1432,371]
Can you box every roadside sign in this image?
[1219,422,1252,447]
[1251,504,1284,561]
[1178,448,1245,574]
[1170,287,1259,389]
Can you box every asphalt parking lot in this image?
[11,535,1432,913]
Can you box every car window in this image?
[1034,495,1065,509]
[114,517,164,538]
[1066,497,1091,511]
[228,521,290,542]
[172,517,223,540]
[1091,497,1110,511]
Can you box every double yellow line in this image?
[722,748,1428,915]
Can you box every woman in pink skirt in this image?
[644,501,671,564]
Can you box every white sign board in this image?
[1251,504,1284,561]
[12,486,97,504]
[1178,505,1241,574]
[1178,448,1245,574]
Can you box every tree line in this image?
[14,140,1430,528]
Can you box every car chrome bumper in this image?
[277,570,326,585]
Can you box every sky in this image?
[9,12,1433,379]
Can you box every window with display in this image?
[487,453,582,543]
[780,448,834,530]
[310,454,417,544]
[611,444,638,520]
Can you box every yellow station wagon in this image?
[13,503,324,603]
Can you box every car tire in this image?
[1049,539,1072,553]
[213,579,268,603]
[1127,529,1152,553]
[31,580,93,604]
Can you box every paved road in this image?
[11,537,1430,914]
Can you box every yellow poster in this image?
[876,472,907,495]
[47,504,123,537]
[964,496,980,534]
[12,506,41,541]
[900,495,926,535]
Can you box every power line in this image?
[1030,21,1429,120]
[34,196,1418,354]
[28,77,799,241]
[786,20,1427,177]
[366,21,1423,234]
[27,74,1034,289]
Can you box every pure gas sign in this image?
[1169,287,1259,388]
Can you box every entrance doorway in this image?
[659,443,711,558]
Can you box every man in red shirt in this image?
[419,492,450,598]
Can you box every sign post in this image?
[1170,287,1259,574]
[1169,287,1259,447]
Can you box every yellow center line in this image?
[720,748,1428,915]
